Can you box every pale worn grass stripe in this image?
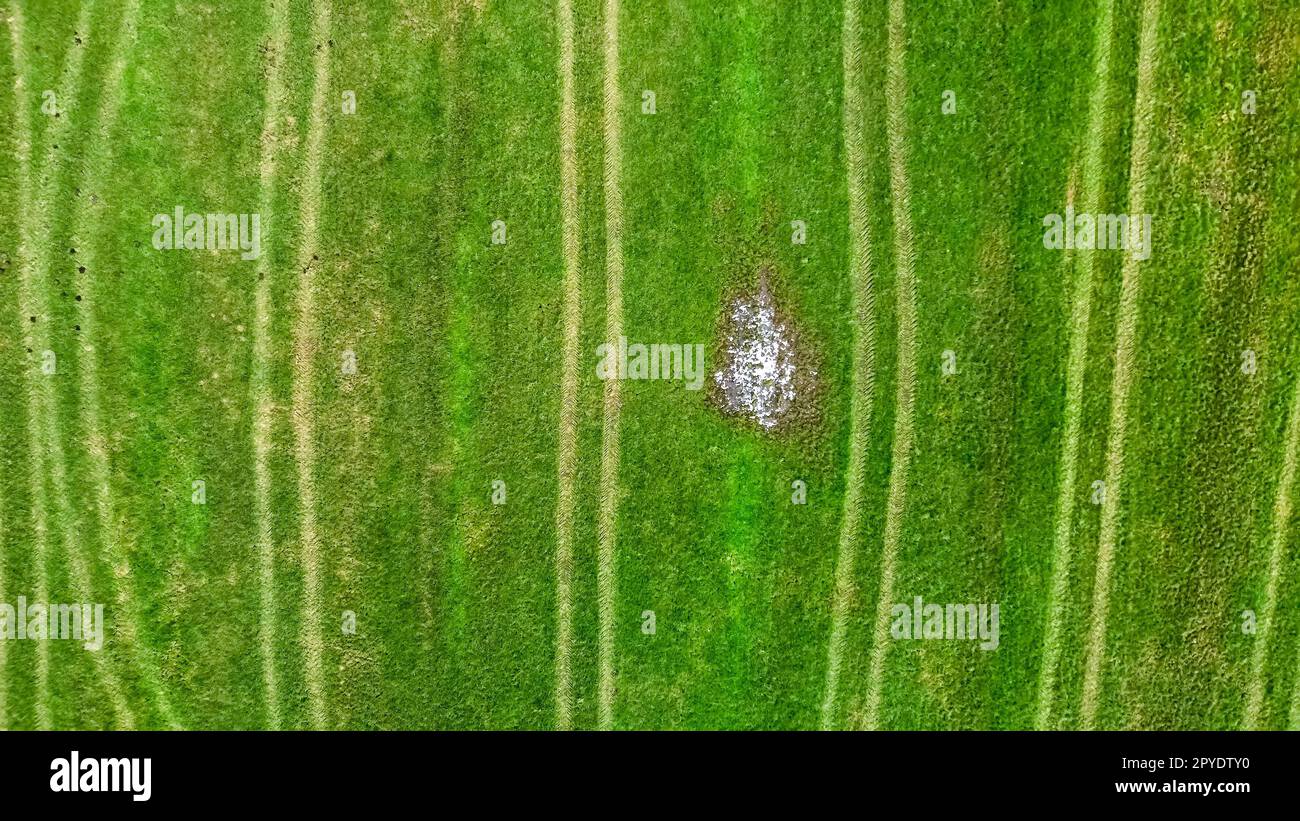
[552,0,581,731]
[250,0,292,730]
[820,0,878,731]
[1243,362,1300,727]
[290,0,334,730]
[1291,575,1300,728]
[7,1,44,732]
[69,0,180,730]
[0,500,5,726]
[1079,0,1161,730]
[596,0,624,731]
[861,0,919,731]
[11,0,138,729]
[6,0,50,731]
[1034,0,1117,731]
[32,0,135,730]
[0,3,24,733]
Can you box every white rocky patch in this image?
[714,284,805,429]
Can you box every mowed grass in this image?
[0,0,1297,729]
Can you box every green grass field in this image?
[0,0,1297,730]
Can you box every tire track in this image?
[0,9,13,715]
[0,474,6,727]
[552,0,581,731]
[0,497,6,726]
[1,1,31,732]
[861,0,919,731]
[290,0,334,730]
[1243,365,1300,728]
[596,0,624,731]
[10,0,137,729]
[1034,0,1117,730]
[33,0,135,731]
[69,0,180,730]
[1292,658,1300,730]
[250,0,292,730]
[1079,0,1161,730]
[426,3,477,722]
[820,0,878,731]
[6,0,50,731]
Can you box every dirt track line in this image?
[1034,0,1117,731]
[595,0,624,731]
[1243,364,1300,727]
[290,0,334,730]
[250,0,291,730]
[69,0,181,731]
[861,0,919,731]
[820,0,879,731]
[1079,0,1161,730]
[552,0,581,731]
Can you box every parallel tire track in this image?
[2,0,32,731]
[1034,0,1117,730]
[552,0,581,731]
[34,0,135,730]
[0,215,7,721]
[10,0,136,729]
[861,0,919,731]
[250,0,292,730]
[9,0,55,732]
[69,0,180,729]
[1244,361,1300,728]
[820,0,878,730]
[1079,0,1161,730]
[290,0,334,730]
[596,0,624,731]
[0,499,5,725]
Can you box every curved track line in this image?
[552,0,581,731]
[1033,0,1117,730]
[11,0,137,729]
[861,0,920,731]
[0,500,5,726]
[1244,362,1300,728]
[820,0,879,731]
[32,0,135,731]
[0,4,22,733]
[6,0,50,731]
[595,0,624,731]
[8,0,51,733]
[290,0,334,730]
[250,0,292,730]
[70,0,181,731]
[1079,0,1161,730]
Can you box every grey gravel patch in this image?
[713,281,814,430]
